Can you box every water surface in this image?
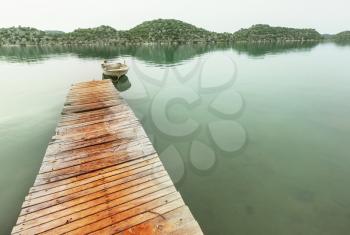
[0,42,350,234]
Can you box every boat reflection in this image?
[103,74,131,92]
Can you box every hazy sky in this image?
[1,0,349,34]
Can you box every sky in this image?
[0,0,349,34]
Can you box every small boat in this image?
[101,60,129,78]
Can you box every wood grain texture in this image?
[12,80,202,235]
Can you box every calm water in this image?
[0,42,350,234]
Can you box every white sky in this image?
[0,0,349,34]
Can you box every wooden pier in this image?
[12,80,203,234]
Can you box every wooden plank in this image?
[38,146,156,174]
[28,155,159,196]
[34,152,160,191]
[43,137,153,164]
[44,193,183,235]
[115,206,202,235]
[21,171,170,217]
[59,104,129,121]
[27,160,164,202]
[57,109,133,127]
[14,179,175,233]
[62,100,123,114]
[20,177,172,225]
[87,197,186,235]
[28,156,160,199]
[24,164,165,208]
[53,119,141,141]
[35,142,155,183]
[12,80,202,235]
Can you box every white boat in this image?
[101,60,129,78]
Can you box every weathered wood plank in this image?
[24,164,165,208]
[57,109,133,127]
[14,180,174,233]
[28,155,159,196]
[87,197,186,235]
[115,206,202,235]
[21,171,170,218]
[43,137,153,164]
[28,156,160,200]
[48,193,183,235]
[59,104,129,121]
[20,177,172,225]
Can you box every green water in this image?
[0,42,350,234]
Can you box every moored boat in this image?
[101,60,129,78]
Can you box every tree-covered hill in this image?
[63,26,126,45]
[0,20,326,46]
[126,19,221,43]
[332,31,350,41]
[0,20,234,46]
[0,27,54,45]
[232,24,322,42]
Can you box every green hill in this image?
[0,20,236,46]
[333,31,350,41]
[63,25,124,45]
[233,24,322,42]
[0,20,326,46]
[0,27,49,45]
[126,19,218,43]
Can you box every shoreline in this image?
[0,39,327,48]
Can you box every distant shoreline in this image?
[0,40,325,48]
[0,19,348,47]
[0,39,325,47]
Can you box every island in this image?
[232,24,322,42]
[0,19,235,46]
[0,19,346,46]
[332,31,350,42]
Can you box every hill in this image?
[0,20,325,46]
[125,19,220,43]
[62,25,125,45]
[232,24,322,42]
[0,20,234,46]
[0,27,51,45]
[332,31,350,41]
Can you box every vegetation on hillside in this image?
[332,31,350,41]
[232,24,322,42]
[0,20,329,46]
[125,19,231,43]
[0,20,235,46]
[0,27,54,45]
[63,26,126,45]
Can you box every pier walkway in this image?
[12,80,203,235]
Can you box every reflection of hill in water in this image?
[232,41,319,56]
[0,45,228,64]
[333,41,350,47]
[0,42,328,64]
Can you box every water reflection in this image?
[333,41,350,47]
[118,51,247,185]
[0,41,329,64]
[103,75,132,92]
[232,41,319,56]
[0,45,221,64]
